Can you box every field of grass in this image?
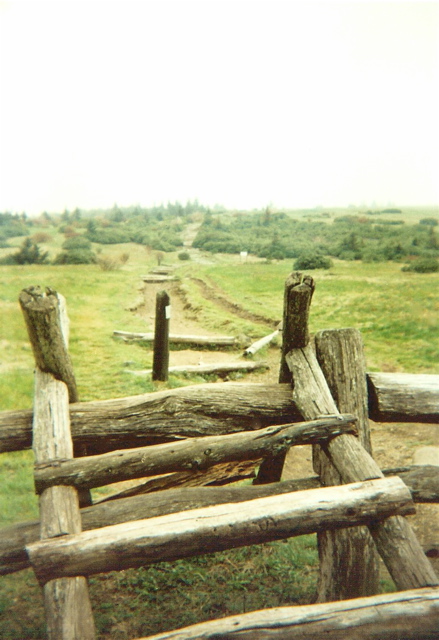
[0,235,437,638]
[187,259,439,374]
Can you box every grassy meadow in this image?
[0,231,438,638]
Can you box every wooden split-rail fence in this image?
[0,273,438,639]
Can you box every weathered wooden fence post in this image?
[152,290,170,381]
[313,328,380,600]
[19,287,95,640]
[254,273,314,484]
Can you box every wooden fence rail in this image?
[27,477,414,584]
[1,464,437,577]
[33,415,357,492]
[134,587,439,640]
[1,373,438,454]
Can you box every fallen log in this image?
[132,587,439,640]
[34,415,357,492]
[142,275,177,283]
[2,465,437,576]
[26,477,414,583]
[243,328,280,356]
[114,331,239,346]
[128,361,269,377]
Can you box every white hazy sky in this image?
[0,0,438,215]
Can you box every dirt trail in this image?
[189,277,280,329]
[139,279,280,376]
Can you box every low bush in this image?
[0,238,49,265]
[178,251,191,260]
[402,257,439,273]
[62,236,92,250]
[53,248,97,264]
[293,252,332,270]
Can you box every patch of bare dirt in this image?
[189,277,280,329]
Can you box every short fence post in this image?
[152,290,170,381]
[254,272,314,484]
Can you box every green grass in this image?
[193,260,439,373]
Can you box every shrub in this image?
[53,248,97,264]
[62,236,92,250]
[178,251,191,260]
[419,218,438,226]
[87,228,132,244]
[96,256,121,271]
[402,257,439,273]
[31,232,52,243]
[293,252,332,270]
[0,238,49,265]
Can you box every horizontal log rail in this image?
[26,477,414,584]
[2,465,436,576]
[0,383,301,454]
[33,415,358,492]
[114,331,240,346]
[134,587,439,640]
[1,374,438,455]
[367,372,439,423]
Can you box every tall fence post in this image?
[152,290,170,382]
[313,328,380,601]
[254,272,314,484]
[19,286,95,640]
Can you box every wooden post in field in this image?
[313,328,380,601]
[254,272,314,484]
[152,290,170,381]
[19,287,95,640]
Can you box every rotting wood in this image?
[114,331,239,346]
[383,465,439,502]
[18,287,78,403]
[95,460,259,502]
[256,273,315,484]
[278,272,315,384]
[26,477,414,583]
[34,415,358,492]
[129,361,269,377]
[313,328,379,600]
[2,375,438,454]
[286,344,439,591]
[368,372,439,423]
[21,286,95,639]
[3,465,438,576]
[130,587,439,640]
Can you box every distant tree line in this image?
[192,212,439,269]
[1,205,438,272]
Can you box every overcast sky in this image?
[0,0,438,215]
